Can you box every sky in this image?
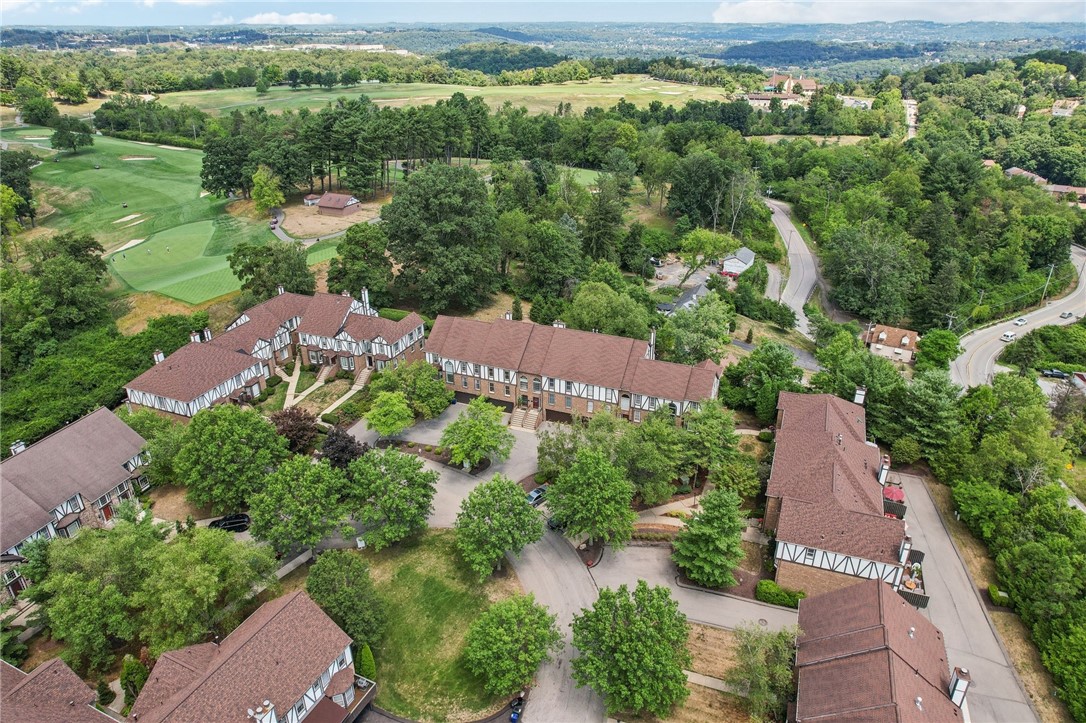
[2,0,1083,26]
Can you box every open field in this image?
[362,530,521,722]
[157,75,730,116]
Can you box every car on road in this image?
[1042,369,1070,379]
[1000,331,1017,342]
[209,513,250,533]
[547,515,566,532]
[526,485,548,507]
[1012,317,1027,326]
[1060,311,1074,319]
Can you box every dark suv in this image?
[209,513,251,533]
[1041,369,1070,380]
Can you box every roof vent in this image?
[915,697,923,711]
[835,433,843,446]
[908,626,916,639]
[276,284,285,295]
[153,349,165,364]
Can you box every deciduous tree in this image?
[321,426,368,469]
[306,549,387,650]
[347,448,438,550]
[327,223,394,307]
[250,164,285,215]
[270,406,319,454]
[440,396,515,469]
[677,228,736,287]
[915,329,963,372]
[174,406,290,513]
[49,115,93,154]
[465,594,563,696]
[666,292,735,364]
[228,240,315,302]
[571,580,690,717]
[548,448,636,547]
[365,390,415,439]
[250,456,349,554]
[455,474,544,581]
[725,623,799,722]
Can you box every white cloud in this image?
[173,0,219,5]
[712,0,1085,23]
[209,12,233,24]
[240,11,335,25]
[2,0,42,12]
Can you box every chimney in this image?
[9,440,26,456]
[915,697,923,712]
[276,284,285,296]
[899,535,912,565]
[878,454,891,485]
[153,349,165,364]
[835,433,843,446]
[341,289,351,297]
[853,386,867,405]
[504,311,512,320]
[949,667,971,708]
[360,287,372,314]
[190,330,202,344]
[552,319,566,329]
[901,336,910,347]
[649,327,656,360]
[202,327,212,342]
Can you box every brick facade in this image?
[443,372,635,423]
[776,560,867,598]
[299,337,426,374]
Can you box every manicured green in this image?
[364,530,509,720]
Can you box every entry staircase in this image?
[509,407,540,431]
[316,363,337,384]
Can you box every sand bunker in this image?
[199,191,211,198]
[113,213,142,224]
[157,144,190,151]
[123,218,148,228]
[114,238,146,253]
[659,91,683,95]
[121,156,156,161]
[21,136,49,140]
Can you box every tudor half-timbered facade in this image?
[1,408,148,601]
[766,392,915,599]
[131,591,376,723]
[124,288,424,420]
[425,316,721,424]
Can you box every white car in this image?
[1013,317,1027,326]
[1060,311,1074,319]
[1000,331,1017,342]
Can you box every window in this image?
[520,378,528,391]
[548,393,555,406]
[488,382,495,394]
[446,368,454,383]
[308,350,321,365]
[295,700,306,718]
[337,652,348,668]
[804,548,816,562]
[633,410,641,422]
[587,400,594,413]
[565,396,572,409]
[532,378,541,393]
[564,381,572,393]
[634,394,643,406]
[504,385,511,397]
[474,378,481,391]
[462,377,468,388]
[547,378,556,391]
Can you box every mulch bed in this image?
[375,439,493,475]
[576,539,606,568]
[517,473,540,492]
[631,478,707,512]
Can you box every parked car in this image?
[1060,311,1074,319]
[209,513,250,533]
[526,485,548,507]
[1000,331,1017,342]
[547,515,566,532]
[1042,369,1070,379]
[1013,317,1027,326]
[649,257,663,268]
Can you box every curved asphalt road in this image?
[765,199,819,338]
[950,245,1086,388]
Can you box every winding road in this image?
[764,198,819,338]
[950,245,1086,388]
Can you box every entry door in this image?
[367,355,374,368]
[532,397,540,409]
[101,504,114,521]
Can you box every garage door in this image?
[454,391,476,405]
[545,410,573,424]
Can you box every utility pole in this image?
[1040,263,1055,303]
[977,289,985,305]
[945,312,957,330]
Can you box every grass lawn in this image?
[157,75,729,117]
[296,379,351,415]
[1066,457,1086,501]
[254,381,289,414]
[0,127,277,304]
[295,370,318,394]
[736,314,816,353]
[146,484,216,522]
[361,530,521,722]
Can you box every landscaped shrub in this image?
[891,437,922,465]
[755,580,806,608]
[425,445,433,452]
[266,376,282,388]
[407,441,415,448]
[358,643,377,680]
[989,583,1010,607]
[321,413,339,425]
[96,679,115,706]
[120,654,149,706]
[757,430,774,443]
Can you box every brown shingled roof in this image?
[131,591,352,723]
[1,408,146,550]
[317,193,357,209]
[863,324,918,348]
[296,293,353,338]
[769,393,905,564]
[795,580,959,723]
[1,658,112,722]
[341,312,423,344]
[125,342,262,404]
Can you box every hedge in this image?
[321,413,339,425]
[755,579,806,609]
[266,376,282,388]
[988,583,1010,607]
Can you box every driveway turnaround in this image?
[590,546,798,632]
[895,472,1038,723]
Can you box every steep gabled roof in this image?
[125,343,262,404]
[1,658,112,722]
[296,293,354,338]
[317,193,358,209]
[768,393,905,564]
[795,580,960,723]
[1,408,146,550]
[131,591,352,723]
[340,312,423,345]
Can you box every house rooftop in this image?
[1,658,113,722]
[317,193,358,209]
[768,392,905,564]
[795,580,960,722]
[725,247,756,265]
[125,342,262,404]
[131,591,352,723]
[863,324,918,348]
[1,408,146,550]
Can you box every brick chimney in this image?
[190,330,201,344]
[153,349,165,364]
[853,386,867,405]
[949,667,971,708]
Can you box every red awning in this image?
[883,487,905,503]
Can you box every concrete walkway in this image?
[318,377,367,418]
[684,670,740,695]
[281,361,302,407]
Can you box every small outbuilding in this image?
[303,193,321,207]
[317,192,361,217]
[721,247,756,278]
